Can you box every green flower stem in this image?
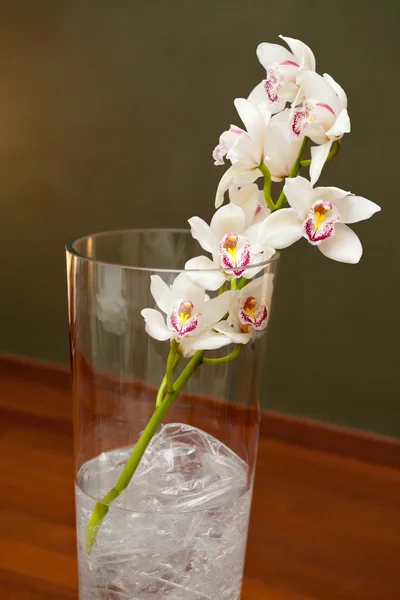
[258,163,275,211]
[166,339,178,391]
[231,278,237,290]
[274,137,309,211]
[218,282,227,295]
[300,139,341,167]
[155,352,182,407]
[203,344,242,364]
[85,349,206,554]
[155,374,167,407]
[237,277,249,290]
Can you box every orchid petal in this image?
[333,195,381,224]
[234,99,266,158]
[323,73,347,108]
[317,186,351,203]
[185,256,226,291]
[297,71,342,115]
[279,35,316,71]
[233,168,261,186]
[180,331,232,357]
[215,163,250,208]
[242,273,275,310]
[248,81,288,114]
[310,142,332,186]
[214,321,253,344]
[201,292,232,329]
[171,273,205,306]
[264,109,304,178]
[248,81,269,106]
[242,247,276,279]
[150,275,174,314]
[141,309,172,341]
[318,223,362,264]
[326,108,351,139]
[283,176,315,212]
[188,216,217,254]
[210,203,246,242]
[230,184,259,227]
[256,42,294,70]
[260,208,303,249]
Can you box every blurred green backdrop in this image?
[0,0,398,436]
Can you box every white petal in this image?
[244,220,263,242]
[229,184,259,227]
[256,42,294,69]
[326,108,351,139]
[185,256,226,291]
[310,142,332,186]
[200,292,232,329]
[210,203,246,242]
[215,163,248,208]
[188,216,217,254]
[317,185,351,204]
[214,321,253,344]
[264,109,304,178]
[318,223,362,264]
[141,308,172,341]
[180,330,232,357]
[297,71,342,115]
[234,98,265,157]
[323,73,347,108]
[248,81,287,114]
[283,176,315,212]
[248,81,268,106]
[279,35,316,71]
[150,275,173,314]
[333,195,381,224]
[241,272,275,310]
[171,272,205,306]
[260,209,303,249]
[242,247,276,279]
[233,168,261,186]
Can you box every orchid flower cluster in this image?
[86,35,380,552]
[142,34,380,360]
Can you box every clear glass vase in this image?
[66,229,278,600]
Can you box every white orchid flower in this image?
[229,184,271,225]
[214,100,303,207]
[261,176,380,264]
[185,201,275,291]
[141,273,232,358]
[290,71,351,185]
[214,274,274,344]
[248,35,316,114]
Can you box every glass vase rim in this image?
[66,228,280,274]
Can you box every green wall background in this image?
[0,1,399,436]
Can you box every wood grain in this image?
[0,357,400,599]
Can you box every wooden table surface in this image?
[1,368,400,600]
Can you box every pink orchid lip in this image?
[279,60,299,67]
[316,102,335,116]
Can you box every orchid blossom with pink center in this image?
[248,35,316,114]
[214,274,274,344]
[141,273,232,357]
[290,72,351,185]
[185,201,275,291]
[214,100,303,207]
[260,176,380,263]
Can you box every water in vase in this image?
[76,423,252,599]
